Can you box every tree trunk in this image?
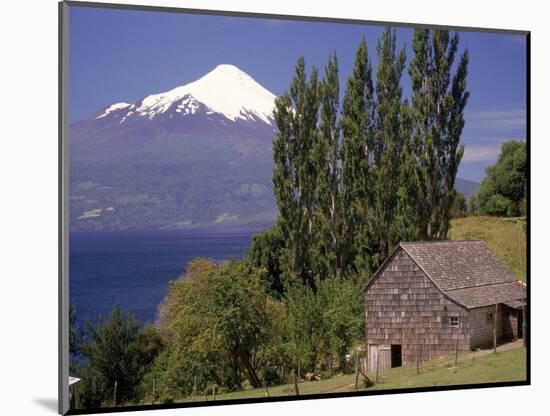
[227,350,241,390]
[242,357,262,388]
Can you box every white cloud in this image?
[462,138,526,163]
[466,109,526,129]
[462,145,501,162]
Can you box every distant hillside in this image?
[449,216,526,280]
[455,178,480,198]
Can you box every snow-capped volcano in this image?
[70,64,281,232]
[94,64,277,125]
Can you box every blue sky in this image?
[69,6,526,182]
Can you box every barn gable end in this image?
[364,247,469,371]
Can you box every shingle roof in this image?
[400,240,517,291]
[399,240,525,309]
[445,281,526,309]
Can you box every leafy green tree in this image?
[284,283,324,375]
[156,259,280,391]
[450,190,468,218]
[474,140,527,217]
[272,57,320,288]
[245,224,286,297]
[340,38,376,278]
[80,305,163,406]
[316,277,364,366]
[75,363,109,409]
[408,29,469,239]
[69,304,82,356]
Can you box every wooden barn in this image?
[363,240,526,373]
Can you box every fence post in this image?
[291,369,300,396]
[455,335,459,365]
[375,350,380,384]
[354,349,359,389]
[113,381,117,406]
[493,304,498,354]
[415,344,419,375]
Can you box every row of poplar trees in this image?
[270,27,470,288]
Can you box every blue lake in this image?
[69,228,261,326]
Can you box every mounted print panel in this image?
[59,1,529,414]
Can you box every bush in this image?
[482,194,514,217]
[473,140,526,217]
[261,367,282,386]
[77,306,164,408]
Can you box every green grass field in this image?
[367,347,526,391]
[177,347,526,403]
[449,216,526,280]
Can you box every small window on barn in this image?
[450,316,459,328]
[486,312,494,324]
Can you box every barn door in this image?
[367,344,392,373]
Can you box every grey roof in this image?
[445,281,526,309]
[400,240,518,291]
[362,240,527,309]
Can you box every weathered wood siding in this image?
[364,248,469,371]
[367,344,391,373]
[469,305,516,349]
[469,306,498,349]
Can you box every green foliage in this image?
[69,304,81,356]
[284,283,324,372]
[245,224,286,297]
[155,259,285,394]
[76,305,164,407]
[272,57,320,288]
[473,140,526,217]
[371,28,410,267]
[313,52,342,281]
[450,191,468,218]
[75,363,109,409]
[315,277,364,363]
[283,277,364,375]
[340,37,376,278]
[408,29,469,239]
[271,27,470,288]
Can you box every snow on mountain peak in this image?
[96,102,131,119]
[134,64,277,124]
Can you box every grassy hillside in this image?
[169,347,525,403]
[368,347,526,391]
[449,216,526,281]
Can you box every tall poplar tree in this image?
[372,27,407,261]
[393,101,423,242]
[409,29,469,239]
[272,57,320,288]
[340,38,376,278]
[312,52,341,280]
